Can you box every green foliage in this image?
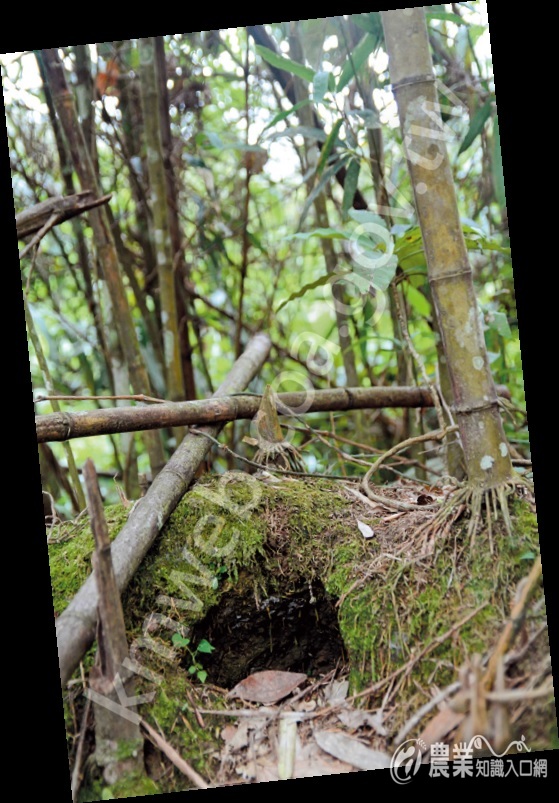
[317,119,343,176]
[171,634,216,683]
[337,33,379,93]
[426,10,467,25]
[458,100,493,154]
[255,44,314,83]
[492,115,507,207]
[5,12,527,512]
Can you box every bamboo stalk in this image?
[139,38,185,439]
[380,10,514,488]
[37,386,439,443]
[154,36,197,401]
[39,48,166,478]
[25,297,86,511]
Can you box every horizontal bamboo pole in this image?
[37,385,510,444]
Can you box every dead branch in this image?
[483,554,543,690]
[16,190,112,239]
[55,332,271,688]
[140,718,209,790]
[84,459,144,784]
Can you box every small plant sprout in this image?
[172,633,216,683]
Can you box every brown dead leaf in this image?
[228,670,308,704]
[220,724,238,743]
[242,148,268,174]
[294,739,355,777]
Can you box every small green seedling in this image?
[172,633,215,683]
[211,566,228,590]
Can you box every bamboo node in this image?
[391,74,436,91]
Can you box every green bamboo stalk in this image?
[39,48,166,477]
[153,36,197,402]
[74,45,97,164]
[380,9,513,489]
[138,38,185,445]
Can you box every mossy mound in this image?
[48,474,554,795]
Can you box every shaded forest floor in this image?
[48,474,556,796]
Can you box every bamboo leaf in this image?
[255,44,315,84]
[492,116,506,208]
[267,125,328,143]
[426,11,467,25]
[349,209,386,226]
[184,154,207,167]
[263,99,311,131]
[317,118,344,176]
[312,70,330,104]
[347,109,380,129]
[247,231,267,253]
[458,101,492,154]
[298,153,351,228]
[485,310,512,339]
[286,228,347,241]
[342,158,361,217]
[351,12,383,35]
[197,130,225,149]
[276,273,334,312]
[405,284,431,317]
[349,250,398,293]
[395,224,511,274]
[468,23,487,46]
[337,33,379,93]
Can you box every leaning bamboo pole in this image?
[56,333,271,688]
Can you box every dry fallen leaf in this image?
[337,709,388,736]
[323,679,349,704]
[228,670,308,704]
[356,520,375,539]
[314,729,391,771]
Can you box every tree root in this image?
[414,473,532,551]
[254,439,305,473]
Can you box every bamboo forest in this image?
[2,6,556,797]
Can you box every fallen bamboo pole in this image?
[55,332,271,688]
[36,385,511,444]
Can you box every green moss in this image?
[102,773,159,799]
[48,504,129,615]
[52,476,552,791]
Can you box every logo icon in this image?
[390,738,426,784]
